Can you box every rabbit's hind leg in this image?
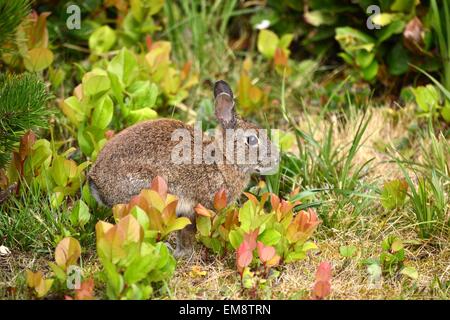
[174,220,196,259]
[173,199,197,259]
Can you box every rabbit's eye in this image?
[246,135,259,146]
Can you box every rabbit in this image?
[88,80,279,258]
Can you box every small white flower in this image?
[255,19,270,30]
[0,245,11,256]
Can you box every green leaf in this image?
[362,59,379,81]
[377,20,405,44]
[92,95,114,129]
[127,107,158,124]
[29,139,52,170]
[442,102,450,123]
[77,124,94,156]
[238,201,255,232]
[124,253,156,284]
[83,74,111,97]
[258,229,281,246]
[391,0,416,12]
[48,262,67,282]
[229,229,243,249]
[196,216,211,237]
[278,34,294,50]
[257,29,279,59]
[411,85,439,112]
[131,206,150,231]
[355,51,375,69]
[400,266,418,280]
[89,25,117,54]
[129,81,158,109]
[70,200,91,228]
[107,48,139,88]
[304,10,336,27]
[335,27,376,54]
[339,245,357,258]
[338,52,354,65]
[165,217,191,234]
[102,259,124,298]
[387,43,409,76]
[284,251,306,263]
[49,156,69,187]
[301,241,318,252]
[372,13,400,26]
[61,96,85,126]
[381,179,408,210]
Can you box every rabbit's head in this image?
[213,80,279,175]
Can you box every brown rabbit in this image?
[88,80,279,258]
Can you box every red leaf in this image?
[257,241,276,263]
[145,35,152,52]
[151,176,168,199]
[104,130,115,140]
[316,261,332,282]
[243,229,258,251]
[311,262,332,299]
[237,241,253,270]
[312,281,331,300]
[213,188,227,211]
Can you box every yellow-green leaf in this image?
[24,48,54,72]
[54,237,81,270]
[257,29,279,59]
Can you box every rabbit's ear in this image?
[214,80,236,129]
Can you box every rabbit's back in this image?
[88,119,244,210]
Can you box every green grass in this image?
[1,1,449,301]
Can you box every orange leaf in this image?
[74,278,95,300]
[181,61,192,80]
[274,47,288,67]
[213,188,227,211]
[145,35,152,52]
[19,130,36,161]
[243,192,259,206]
[270,194,280,211]
[194,203,212,217]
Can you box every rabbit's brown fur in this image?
[88,80,278,257]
